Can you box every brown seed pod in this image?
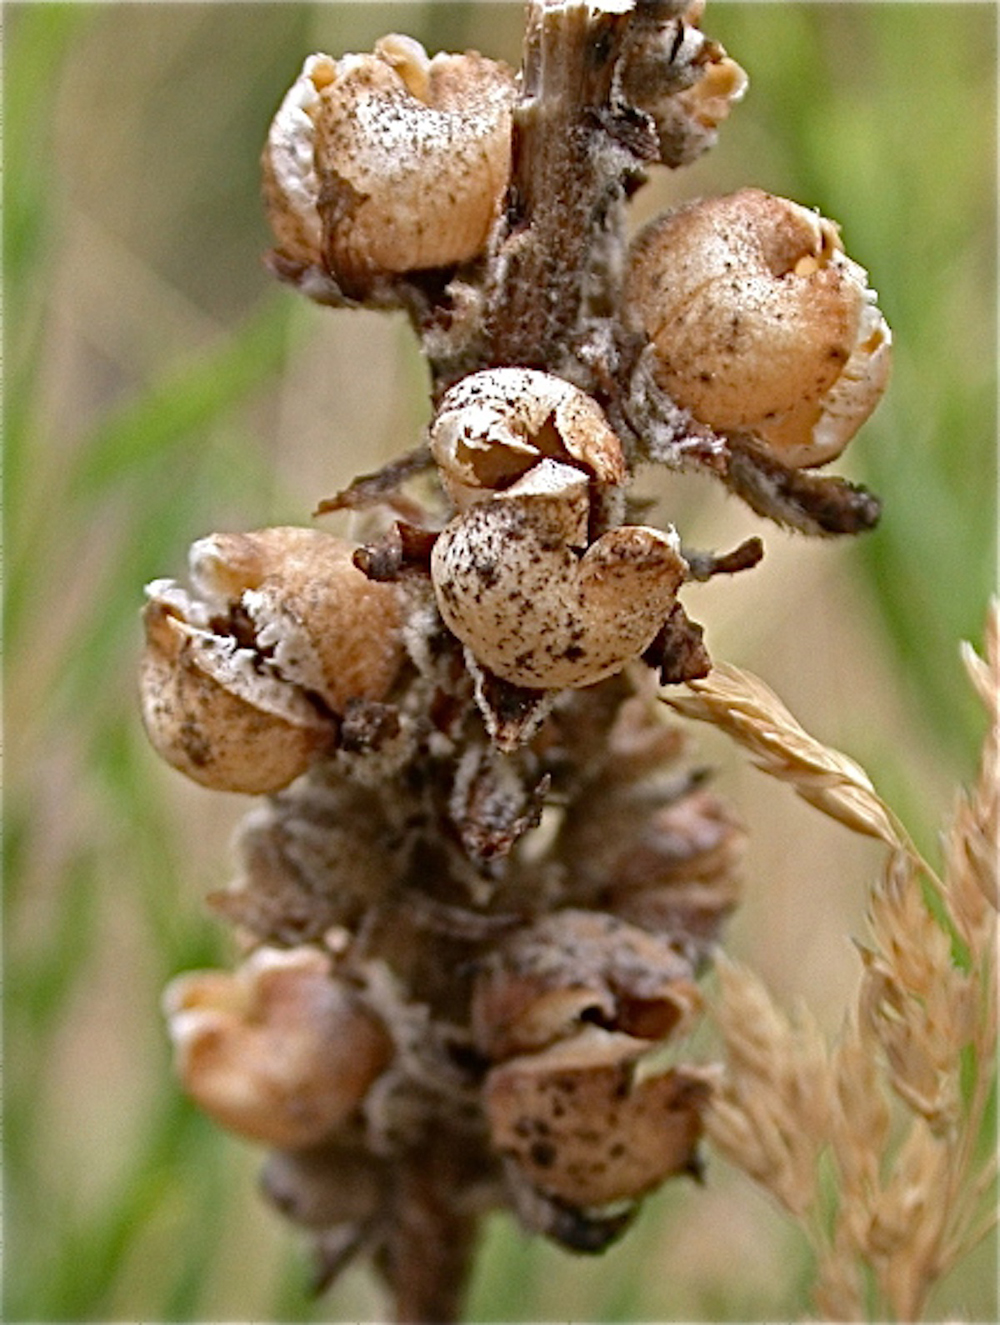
[471,909,701,1060]
[139,528,405,794]
[431,459,687,690]
[430,367,626,508]
[622,3,747,168]
[625,188,892,466]
[139,593,334,796]
[188,527,405,714]
[485,1027,712,1207]
[263,39,516,294]
[163,947,392,1150]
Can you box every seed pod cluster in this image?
[142,0,896,1314]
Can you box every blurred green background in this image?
[4,3,996,1320]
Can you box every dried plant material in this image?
[211,776,401,943]
[622,2,748,167]
[432,459,688,690]
[705,957,831,1219]
[471,909,700,1059]
[666,661,901,845]
[163,947,393,1149]
[485,1026,711,1208]
[430,367,626,508]
[704,616,998,1322]
[263,42,515,295]
[139,593,335,794]
[949,610,1000,923]
[189,528,407,713]
[140,529,406,793]
[262,1143,388,1231]
[141,0,912,1318]
[626,189,891,466]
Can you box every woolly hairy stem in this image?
[484,0,636,366]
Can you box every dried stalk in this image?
[140,2,910,1320]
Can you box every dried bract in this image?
[626,188,892,466]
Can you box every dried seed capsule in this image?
[188,527,405,714]
[430,368,626,508]
[485,1026,711,1207]
[163,947,392,1150]
[261,1144,387,1231]
[263,40,516,294]
[212,778,399,944]
[622,3,747,168]
[139,528,405,794]
[140,593,334,795]
[431,459,687,690]
[472,910,700,1060]
[625,188,892,467]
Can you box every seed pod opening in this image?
[472,909,701,1060]
[139,528,405,793]
[139,593,334,795]
[430,367,626,508]
[189,527,405,715]
[625,188,892,466]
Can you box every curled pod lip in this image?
[430,367,626,508]
[263,40,516,294]
[485,1026,712,1208]
[625,188,892,467]
[431,459,688,690]
[163,947,392,1151]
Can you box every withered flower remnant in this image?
[622,0,748,167]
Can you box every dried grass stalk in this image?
[667,662,903,846]
[682,608,998,1321]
